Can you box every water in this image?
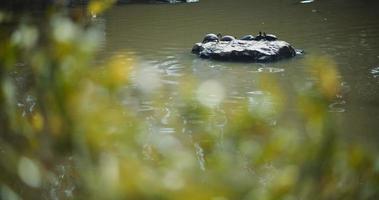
[98,0,379,141]
[3,1,378,198]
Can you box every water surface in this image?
[100,0,379,141]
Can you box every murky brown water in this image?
[99,0,379,141]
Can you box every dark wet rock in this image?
[192,38,302,62]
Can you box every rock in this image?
[192,39,301,62]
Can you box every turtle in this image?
[254,31,265,41]
[240,34,255,41]
[202,33,219,43]
[263,32,278,41]
[220,35,236,42]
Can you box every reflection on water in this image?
[247,91,274,115]
[371,66,379,78]
[329,100,346,113]
[256,67,285,73]
[17,95,37,117]
[300,0,314,4]
[98,0,379,140]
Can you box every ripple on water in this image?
[167,64,184,70]
[300,0,314,4]
[155,55,186,78]
[250,67,285,73]
[247,90,265,96]
[165,64,184,77]
[153,128,181,153]
[246,91,275,112]
[158,59,180,68]
[194,143,206,171]
[159,127,176,134]
[160,107,171,125]
[160,78,179,85]
[329,100,346,113]
[371,66,379,78]
[340,81,351,95]
[139,101,155,112]
[18,95,36,117]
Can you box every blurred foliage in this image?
[1,1,379,200]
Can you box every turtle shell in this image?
[240,35,255,41]
[220,35,235,41]
[202,33,219,43]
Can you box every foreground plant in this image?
[1,1,378,200]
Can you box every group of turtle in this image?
[202,32,278,43]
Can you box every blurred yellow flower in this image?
[88,0,116,16]
[307,57,340,99]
